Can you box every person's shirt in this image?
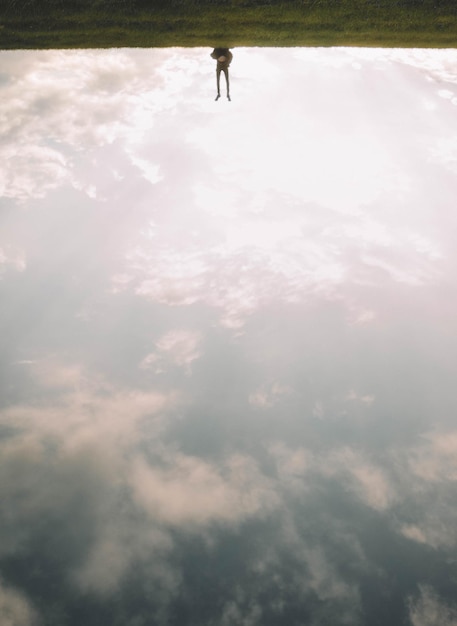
[211,49,233,70]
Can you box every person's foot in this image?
[227,95,231,101]
[215,94,221,101]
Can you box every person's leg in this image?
[224,69,231,101]
[216,68,221,100]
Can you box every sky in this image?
[1,45,457,626]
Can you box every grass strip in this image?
[1,0,457,49]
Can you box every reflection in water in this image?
[211,47,233,100]
[1,46,457,626]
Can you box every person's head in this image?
[218,56,227,63]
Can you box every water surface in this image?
[1,47,457,626]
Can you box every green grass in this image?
[1,0,457,49]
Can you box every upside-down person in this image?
[211,48,233,101]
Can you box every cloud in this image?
[249,382,292,409]
[1,144,70,202]
[246,510,363,625]
[2,48,452,332]
[338,450,394,511]
[0,246,26,275]
[72,516,175,595]
[388,430,457,549]
[131,452,278,529]
[0,361,178,589]
[345,390,375,405]
[399,524,428,545]
[1,377,172,454]
[0,580,38,626]
[270,442,395,512]
[140,329,202,374]
[0,48,206,202]
[118,206,442,329]
[2,46,457,626]
[408,585,457,626]
[217,593,262,626]
[302,545,357,602]
[428,135,457,174]
[0,360,278,595]
[407,431,457,483]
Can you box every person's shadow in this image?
[211,48,233,101]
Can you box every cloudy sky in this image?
[1,45,457,626]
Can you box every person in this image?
[211,48,233,101]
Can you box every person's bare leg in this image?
[216,69,221,100]
[224,69,231,101]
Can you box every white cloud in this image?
[2,46,457,620]
[0,246,26,274]
[0,579,38,626]
[1,144,70,201]
[305,546,359,605]
[131,452,278,529]
[249,382,292,409]
[254,511,362,624]
[347,458,393,511]
[116,173,446,328]
[345,390,375,405]
[326,449,395,511]
[0,360,280,592]
[406,431,457,483]
[141,329,202,374]
[408,585,457,626]
[428,135,457,174]
[73,518,174,594]
[2,375,172,454]
[389,430,457,549]
[0,48,204,201]
[399,524,427,545]
[270,443,395,512]
[2,48,452,330]
[218,595,262,626]
[0,360,176,537]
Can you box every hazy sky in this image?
[1,46,457,626]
